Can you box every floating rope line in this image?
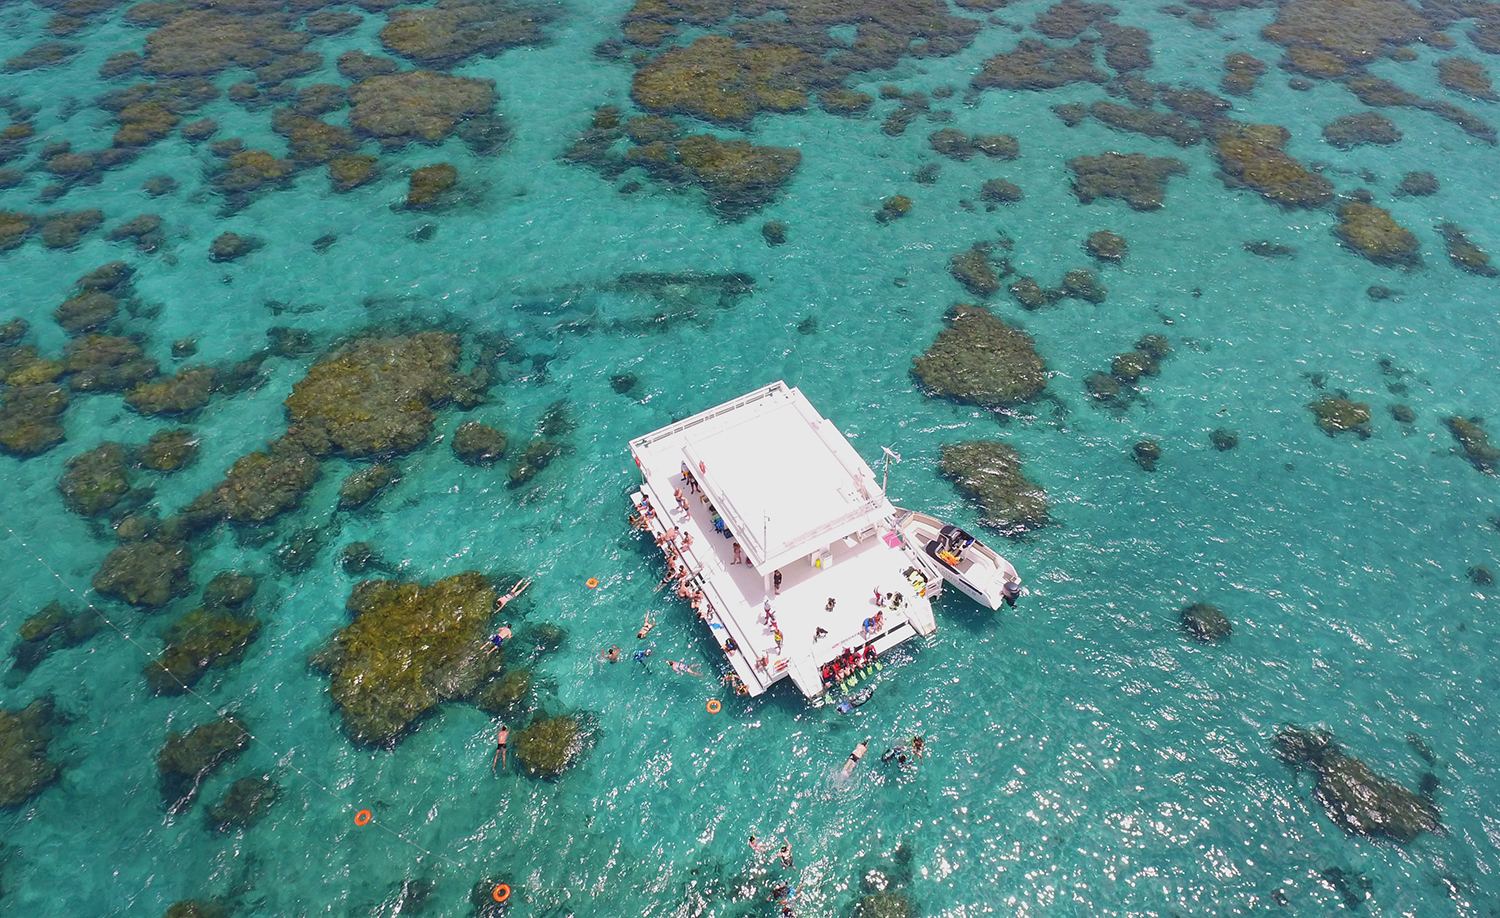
[3,524,479,878]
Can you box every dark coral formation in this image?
[312,573,499,745]
[979,179,1023,205]
[1085,230,1127,262]
[207,774,279,833]
[1222,52,1266,96]
[157,716,250,815]
[949,242,1009,297]
[1445,416,1500,473]
[928,128,1018,160]
[1437,57,1496,101]
[407,164,458,208]
[1262,0,1431,65]
[126,366,216,415]
[1089,334,1171,406]
[1438,222,1497,277]
[974,39,1106,90]
[58,442,133,517]
[1274,725,1441,843]
[206,439,321,524]
[144,607,261,694]
[1068,152,1186,210]
[202,571,256,610]
[1333,200,1420,267]
[938,440,1049,536]
[381,0,551,67]
[93,534,192,608]
[453,421,507,466]
[1212,123,1332,208]
[1088,101,1200,147]
[9,602,103,675]
[632,37,817,125]
[1322,112,1401,149]
[1309,395,1372,438]
[913,304,1047,409]
[140,429,198,473]
[349,71,497,146]
[1180,602,1231,641]
[339,463,398,510]
[1394,170,1437,197]
[0,696,65,808]
[514,714,582,777]
[1132,438,1161,471]
[285,332,469,459]
[209,232,261,263]
[633,133,800,219]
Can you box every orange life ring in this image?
[586,577,599,589]
[354,809,372,826]
[491,884,511,904]
[706,699,721,714]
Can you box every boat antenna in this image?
[880,446,902,495]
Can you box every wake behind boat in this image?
[896,508,1021,611]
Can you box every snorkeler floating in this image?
[494,577,531,612]
[841,738,870,777]
[638,612,656,639]
[491,723,508,773]
[667,659,701,677]
[484,624,512,653]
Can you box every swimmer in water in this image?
[668,659,701,677]
[494,578,531,612]
[840,738,869,778]
[484,624,513,653]
[638,612,656,639]
[633,647,652,666]
[777,843,794,869]
[604,645,621,663]
[491,723,508,773]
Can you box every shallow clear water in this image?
[2,0,1499,915]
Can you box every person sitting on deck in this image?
[863,644,876,664]
[724,636,739,653]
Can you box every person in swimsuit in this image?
[841,738,869,777]
[777,843,794,868]
[773,569,782,594]
[911,736,925,759]
[604,645,621,663]
[633,647,652,667]
[668,660,701,677]
[485,625,513,653]
[491,724,509,773]
[494,578,531,612]
[638,612,656,639]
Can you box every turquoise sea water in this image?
[2,0,1499,914]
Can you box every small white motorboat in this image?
[895,508,1020,611]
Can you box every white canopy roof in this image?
[630,382,892,573]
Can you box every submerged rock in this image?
[1334,200,1420,267]
[508,438,562,487]
[937,440,1049,536]
[1445,416,1500,473]
[1210,428,1239,451]
[209,232,260,263]
[156,716,250,815]
[1273,725,1441,843]
[1212,122,1333,208]
[1132,438,1161,471]
[58,442,132,516]
[628,133,800,219]
[1085,230,1127,262]
[1394,171,1437,197]
[514,714,582,777]
[1322,112,1401,149]
[93,535,192,608]
[63,334,157,392]
[0,380,68,457]
[1310,396,1373,438]
[54,290,118,335]
[912,304,1047,409]
[140,428,198,472]
[453,421,507,466]
[312,573,498,745]
[949,242,1006,297]
[875,194,912,223]
[1438,222,1497,277]
[207,774,279,832]
[406,163,458,208]
[208,439,321,524]
[339,463,398,510]
[9,602,104,674]
[380,0,550,67]
[979,178,1023,204]
[974,38,1106,91]
[285,332,466,459]
[144,607,261,694]
[1180,602,1232,641]
[1068,152,1186,210]
[349,71,496,146]
[475,668,531,716]
[0,696,65,808]
[928,128,1018,160]
[761,221,787,246]
[202,571,256,610]
[630,36,815,126]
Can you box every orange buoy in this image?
[492,884,511,903]
[586,577,599,589]
[354,809,372,826]
[706,699,721,714]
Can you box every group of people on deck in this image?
[820,643,876,686]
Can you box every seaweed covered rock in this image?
[9,602,103,674]
[1309,395,1372,437]
[928,128,1018,160]
[514,714,581,777]
[875,194,912,223]
[63,334,157,392]
[913,304,1047,409]
[125,366,215,416]
[475,668,531,716]
[202,571,256,610]
[0,381,68,457]
[1273,725,1441,843]
[761,220,787,245]
[207,774,278,832]
[39,210,104,249]
[1333,200,1420,268]
[628,133,800,219]
[1068,152,1186,210]
[58,442,132,516]
[93,534,192,608]
[0,696,64,808]
[1060,267,1106,304]
[208,438,321,523]
[1445,416,1500,473]
[349,71,496,146]
[54,291,118,335]
[144,607,261,694]
[949,242,1007,298]
[979,178,1023,204]
[156,716,250,815]
[208,232,260,263]
[1324,111,1402,149]
[453,421,507,466]
[1180,602,1231,642]
[1222,51,1266,96]
[380,0,550,67]
[313,573,498,745]
[1438,56,1496,101]
[937,440,1049,536]
[1212,123,1333,208]
[974,38,1106,90]
[328,154,378,192]
[508,438,562,487]
[406,163,458,208]
[285,332,465,458]
[1132,438,1161,471]
[339,463,398,510]
[162,901,229,918]
[1394,170,1437,197]
[1438,222,1497,277]
[1210,428,1239,451]
[140,428,198,472]
[631,37,815,125]
[1085,230,1127,262]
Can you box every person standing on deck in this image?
[773,569,782,594]
[732,542,743,565]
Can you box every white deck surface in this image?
[630,383,937,698]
